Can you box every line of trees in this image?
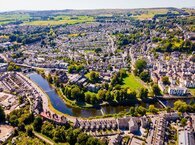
[62,84,138,105]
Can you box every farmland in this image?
[24,16,95,26]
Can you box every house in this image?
[0,63,8,72]
[184,80,195,88]
[140,116,149,129]
[129,117,139,133]
[151,72,158,83]
[87,84,100,92]
[118,117,131,130]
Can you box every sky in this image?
[0,0,195,11]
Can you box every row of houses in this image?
[74,116,149,133]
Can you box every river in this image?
[27,72,186,118]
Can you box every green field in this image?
[132,9,169,20]
[0,13,30,25]
[24,16,94,26]
[0,14,94,26]
[122,74,144,91]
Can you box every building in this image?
[128,117,139,133]
[140,116,149,128]
[178,129,195,145]
[184,80,195,88]
[0,63,8,72]
[168,86,187,96]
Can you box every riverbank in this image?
[23,73,76,121]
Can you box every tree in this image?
[174,100,188,113]
[18,122,25,131]
[76,65,84,72]
[138,88,148,100]
[89,71,99,83]
[68,65,76,73]
[7,62,21,72]
[0,106,5,122]
[152,84,161,96]
[97,90,106,101]
[33,117,43,132]
[136,106,146,116]
[129,107,135,116]
[139,71,150,82]
[134,59,147,75]
[71,86,81,100]
[86,137,102,145]
[18,96,23,105]
[48,74,53,84]
[9,114,19,126]
[77,133,89,145]
[26,126,33,137]
[114,90,121,102]
[41,121,54,138]
[105,91,113,102]
[148,105,158,114]
[85,93,91,104]
[95,48,102,53]
[166,106,171,113]
[90,94,98,104]
[181,118,187,127]
[66,128,76,145]
[53,126,66,142]
[162,76,170,85]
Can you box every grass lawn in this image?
[122,74,144,91]
[173,40,183,47]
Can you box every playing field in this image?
[122,74,144,91]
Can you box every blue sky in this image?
[0,0,194,11]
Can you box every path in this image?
[33,131,54,145]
